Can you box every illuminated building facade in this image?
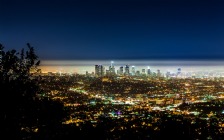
[95,65,105,77]
[125,65,130,76]
[131,66,135,76]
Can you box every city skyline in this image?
[39,60,224,77]
[1,0,224,60]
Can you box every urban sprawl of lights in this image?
[36,62,224,139]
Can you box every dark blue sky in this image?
[1,0,224,60]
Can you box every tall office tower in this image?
[109,61,116,75]
[112,66,115,74]
[119,66,124,75]
[109,66,115,75]
[102,66,105,76]
[147,66,151,76]
[125,65,130,76]
[95,65,99,76]
[131,66,135,76]
[157,69,161,77]
[142,69,146,75]
[95,65,104,77]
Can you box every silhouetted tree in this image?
[0,43,67,140]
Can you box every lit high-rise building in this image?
[142,69,145,75]
[147,66,151,76]
[95,65,105,77]
[119,66,124,75]
[125,65,130,76]
[109,61,116,75]
[157,69,161,77]
[131,66,135,76]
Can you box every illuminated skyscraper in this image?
[125,65,130,76]
[108,61,116,75]
[157,69,161,77]
[147,66,151,76]
[131,66,135,76]
[142,69,146,75]
[95,65,100,76]
[119,66,124,75]
[95,65,105,77]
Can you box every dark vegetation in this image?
[0,43,67,139]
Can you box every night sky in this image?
[1,0,224,60]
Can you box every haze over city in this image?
[39,60,224,75]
